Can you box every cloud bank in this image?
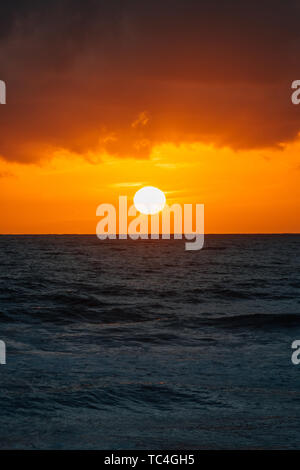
[1,0,300,163]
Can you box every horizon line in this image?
[0,233,300,236]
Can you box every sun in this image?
[134,186,166,215]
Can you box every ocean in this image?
[0,234,300,449]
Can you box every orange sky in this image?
[1,139,300,234]
[1,1,300,234]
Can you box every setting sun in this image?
[133,186,166,215]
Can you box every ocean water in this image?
[0,234,300,449]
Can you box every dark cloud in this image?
[1,0,300,163]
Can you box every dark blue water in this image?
[0,235,300,449]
